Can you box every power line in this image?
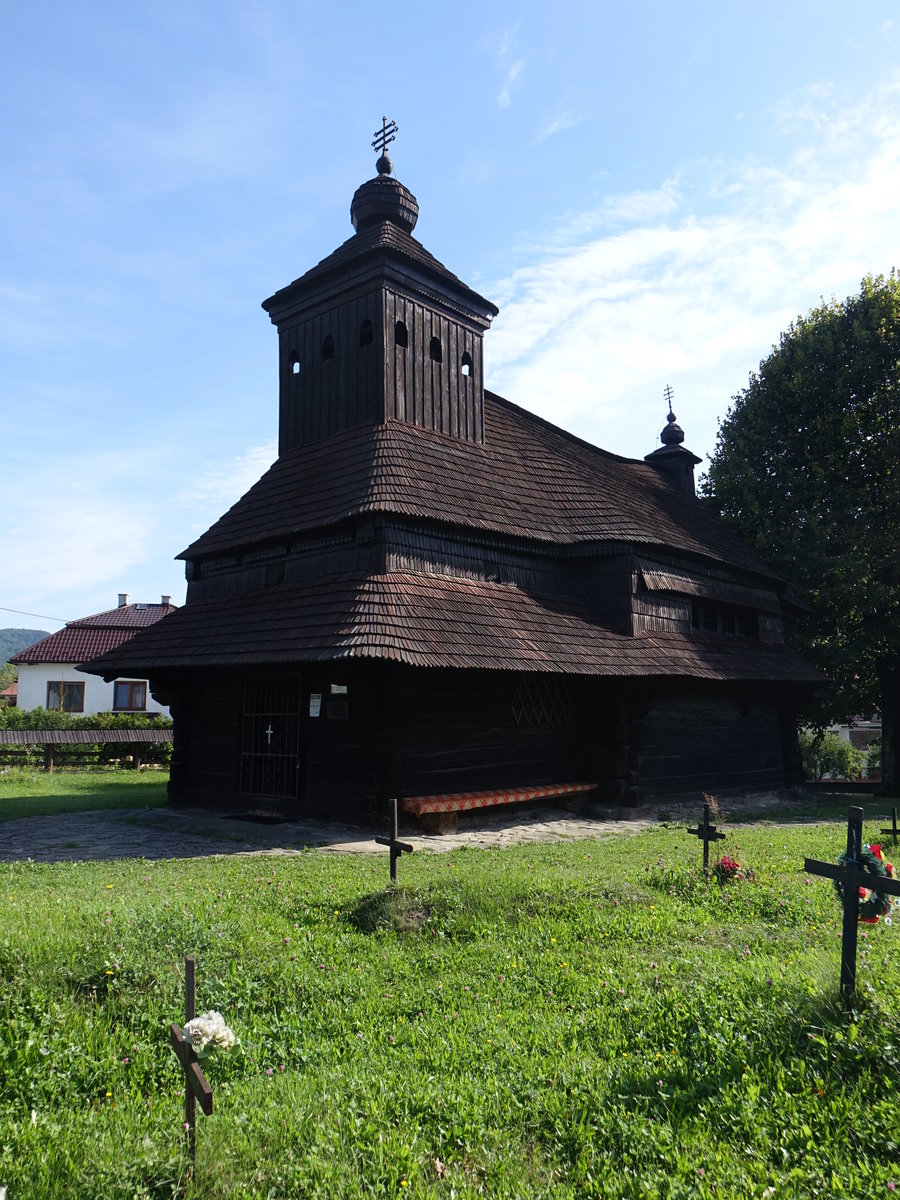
[0,605,68,624]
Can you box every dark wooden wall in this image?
[278,288,383,453]
[636,685,793,797]
[276,285,486,453]
[160,667,801,820]
[166,669,243,810]
[379,667,613,798]
[383,289,483,443]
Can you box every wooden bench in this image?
[401,782,598,833]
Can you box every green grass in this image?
[0,768,169,822]
[1,819,899,1198]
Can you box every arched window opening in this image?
[291,356,301,376]
[359,319,374,347]
[461,351,473,377]
[394,320,408,348]
[429,336,442,363]
[322,334,335,361]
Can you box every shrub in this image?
[798,729,865,781]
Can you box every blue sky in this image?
[3,1,899,631]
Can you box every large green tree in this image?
[701,272,900,792]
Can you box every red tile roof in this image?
[10,603,176,665]
[181,394,775,579]
[84,572,822,684]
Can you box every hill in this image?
[0,628,50,663]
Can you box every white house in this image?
[11,595,176,718]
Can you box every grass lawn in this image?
[1,811,899,1198]
[0,768,169,822]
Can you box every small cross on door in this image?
[265,724,274,745]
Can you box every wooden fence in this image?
[0,728,173,771]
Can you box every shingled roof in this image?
[12,601,177,666]
[263,217,498,318]
[85,572,821,684]
[181,392,777,580]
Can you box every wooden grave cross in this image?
[880,806,899,846]
[375,798,414,883]
[687,802,726,871]
[804,806,900,1006]
[169,956,214,1163]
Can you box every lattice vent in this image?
[511,677,573,727]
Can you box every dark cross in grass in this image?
[880,806,899,846]
[687,802,725,872]
[169,956,213,1164]
[375,798,414,883]
[804,806,900,1006]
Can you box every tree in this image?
[0,661,15,695]
[701,272,900,792]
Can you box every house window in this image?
[47,681,84,712]
[114,681,147,711]
[429,336,442,363]
[461,351,473,377]
[395,321,408,348]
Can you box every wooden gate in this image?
[239,676,302,800]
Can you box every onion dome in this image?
[660,406,685,446]
[350,153,419,235]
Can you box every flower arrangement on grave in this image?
[182,1011,240,1059]
[833,843,899,924]
[713,854,742,883]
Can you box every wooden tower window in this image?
[291,356,301,375]
[359,319,374,347]
[322,334,335,361]
[461,351,473,377]
[395,320,408,347]
[429,336,442,363]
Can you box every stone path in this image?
[0,793,798,864]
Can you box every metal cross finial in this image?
[372,116,398,158]
[664,384,675,414]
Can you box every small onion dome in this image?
[351,172,419,234]
[660,408,685,446]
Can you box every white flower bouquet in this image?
[182,1011,240,1059]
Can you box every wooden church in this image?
[86,128,822,829]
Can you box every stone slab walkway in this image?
[0,793,799,864]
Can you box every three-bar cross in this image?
[372,116,398,158]
[169,956,213,1163]
[375,798,414,883]
[687,802,726,871]
[804,806,900,1005]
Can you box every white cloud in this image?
[483,77,900,470]
[536,107,584,143]
[176,441,277,533]
[495,27,526,110]
[3,441,277,624]
[4,456,160,615]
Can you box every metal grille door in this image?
[240,676,302,799]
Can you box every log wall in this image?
[636,686,792,797]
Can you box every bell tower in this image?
[644,387,702,495]
[262,120,499,455]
